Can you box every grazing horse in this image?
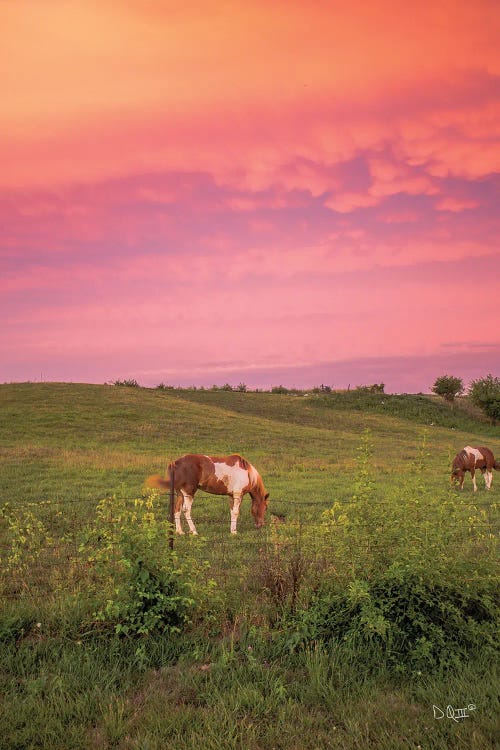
[451,446,499,491]
[146,454,269,534]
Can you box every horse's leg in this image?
[174,493,184,534]
[485,470,493,489]
[480,468,487,489]
[230,493,242,534]
[471,468,477,492]
[181,490,198,535]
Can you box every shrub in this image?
[431,375,463,402]
[271,385,289,394]
[311,384,332,394]
[80,495,217,636]
[484,400,500,420]
[100,554,194,637]
[468,374,500,421]
[289,568,498,673]
[113,379,140,388]
[355,383,385,393]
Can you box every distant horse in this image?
[146,453,269,534]
[451,446,499,491]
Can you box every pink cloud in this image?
[1,1,499,391]
[435,197,481,212]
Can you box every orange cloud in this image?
[1,0,499,191]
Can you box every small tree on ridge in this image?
[432,375,464,402]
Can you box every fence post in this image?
[169,461,175,551]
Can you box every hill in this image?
[0,383,498,750]
[1,382,498,513]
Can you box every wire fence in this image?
[2,491,498,508]
[1,482,498,601]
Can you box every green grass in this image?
[0,635,497,749]
[0,382,499,749]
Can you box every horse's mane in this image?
[232,455,262,490]
[452,450,467,470]
[232,454,249,470]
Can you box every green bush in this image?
[355,383,385,393]
[0,614,37,644]
[432,374,464,401]
[484,399,500,420]
[101,555,193,637]
[469,374,500,421]
[288,568,498,673]
[80,495,216,637]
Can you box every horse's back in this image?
[460,446,496,469]
[477,446,496,467]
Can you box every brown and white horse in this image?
[451,446,499,491]
[146,453,269,534]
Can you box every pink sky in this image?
[1,0,499,392]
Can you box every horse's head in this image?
[250,491,269,528]
[451,467,464,488]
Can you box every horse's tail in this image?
[145,474,170,491]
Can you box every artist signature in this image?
[433,704,477,722]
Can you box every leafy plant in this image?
[0,503,53,593]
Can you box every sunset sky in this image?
[1,0,499,392]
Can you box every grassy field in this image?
[0,382,499,749]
